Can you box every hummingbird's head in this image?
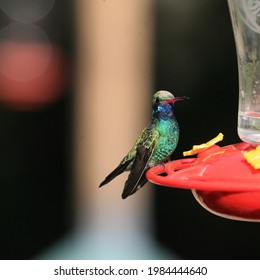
[152,90,188,107]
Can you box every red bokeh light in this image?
[0,42,69,110]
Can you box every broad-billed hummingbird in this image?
[99,90,188,199]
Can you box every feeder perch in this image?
[147,133,260,221]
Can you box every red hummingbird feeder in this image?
[147,1,260,221]
[147,133,260,221]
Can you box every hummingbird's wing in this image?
[121,128,159,199]
[99,124,159,198]
[99,126,151,188]
[121,146,151,199]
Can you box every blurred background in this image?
[0,0,260,260]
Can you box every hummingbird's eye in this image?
[155,97,160,104]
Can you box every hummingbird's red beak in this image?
[164,96,189,103]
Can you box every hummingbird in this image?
[99,90,188,199]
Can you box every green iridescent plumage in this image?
[99,90,188,199]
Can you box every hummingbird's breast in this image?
[157,118,178,136]
[149,118,179,166]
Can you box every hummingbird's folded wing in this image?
[121,145,152,199]
[121,128,159,199]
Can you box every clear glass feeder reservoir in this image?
[228,0,260,144]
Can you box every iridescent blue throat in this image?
[152,103,175,120]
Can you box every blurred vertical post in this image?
[75,0,156,258]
